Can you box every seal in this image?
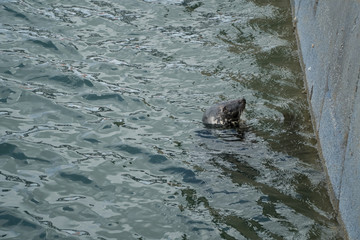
[202,98,246,127]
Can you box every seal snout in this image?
[237,98,246,120]
[237,98,246,113]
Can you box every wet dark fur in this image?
[202,98,246,127]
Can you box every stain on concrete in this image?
[291,0,360,239]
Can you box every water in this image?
[0,0,343,239]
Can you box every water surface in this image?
[0,0,342,239]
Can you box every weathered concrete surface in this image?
[291,0,360,239]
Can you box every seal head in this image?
[202,98,246,127]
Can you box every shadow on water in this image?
[212,153,333,223]
[193,123,341,238]
[245,0,317,159]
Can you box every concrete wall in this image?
[291,0,360,239]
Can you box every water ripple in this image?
[0,0,342,239]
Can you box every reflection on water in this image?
[0,0,342,239]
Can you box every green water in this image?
[0,0,342,239]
